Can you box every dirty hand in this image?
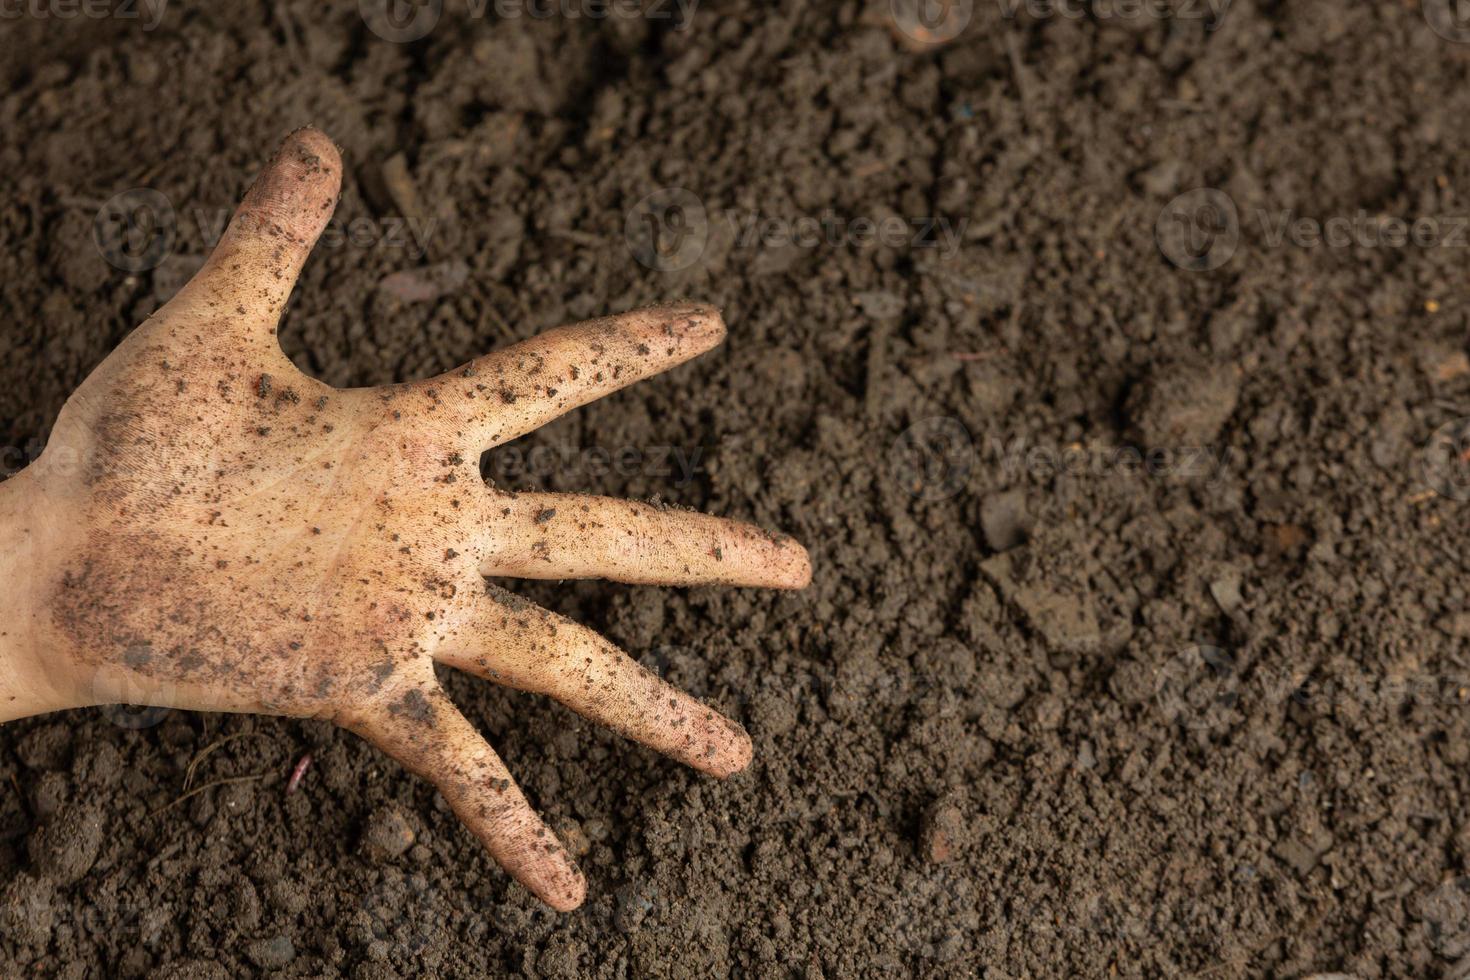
[0,128,811,911]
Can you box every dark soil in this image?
[3,0,1470,976]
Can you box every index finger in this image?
[415,304,726,450]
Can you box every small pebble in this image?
[360,807,416,860]
[980,489,1030,552]
[1126,360,1239,448]
[1209,570,1243,614]
[919,799,965,864]
[245,935,296,970]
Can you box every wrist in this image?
[0,473,79,722]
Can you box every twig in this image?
[274,2,303,68]
[150,774,267,818]
[1004,32,1037,128]
[184,731,267,790]
[865,319,891,422]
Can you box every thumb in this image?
[173,127,342,339]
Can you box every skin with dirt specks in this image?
[0,128,811,912]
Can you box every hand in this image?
[0,128,811,911]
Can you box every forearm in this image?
[0,473,76,722]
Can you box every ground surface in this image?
[2,0,1470,976]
